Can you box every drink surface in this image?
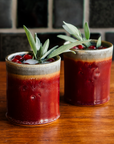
[64,55,112,105]
[6,72,60,125]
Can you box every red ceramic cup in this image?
[64,40,113,105]
[5,52,61,126]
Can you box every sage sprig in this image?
[57,21,101,49]
[23,25,89,63]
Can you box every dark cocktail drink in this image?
[5,24,79,125]
[64,41,113,105]
[6,52,61,126]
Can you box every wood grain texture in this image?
[0,61,114,144]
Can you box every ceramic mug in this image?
[6,52,61,126]
[64,40,113,105]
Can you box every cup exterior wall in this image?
[64,41,113,105]
[6,52,61,126]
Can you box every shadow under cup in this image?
[64,40,113,105]
[5,52,61,126]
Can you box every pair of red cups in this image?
[5,40,113,126]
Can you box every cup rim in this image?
[65,40,113,52]
[5,51,61,67]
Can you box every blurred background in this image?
[0,0,114,61]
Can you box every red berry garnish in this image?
[77,45,83,49]
[23,54,32,60]
[14,55,23,61]
[12,58,22,64]
[47,58,55,62]
[12,58,18,62]
[17,61,22,64]
[88,45,96,49]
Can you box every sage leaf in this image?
[63,21,82,41]
[84,22,90,40]
[83,38,91,47]
[40,39,49,57]
[64,49,76,54]
[63,25,72,34]
[47,40,89,59]
[83,41,91,47]
[63,25,80,40]
[23,25,37,59]
[57,35,76,42]
[96,36,101,48]
[40,45,58,60]
[78,30,82,38]
[63,21,79,35]
[34,33,41,50]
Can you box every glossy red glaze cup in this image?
[64,40,113,105]
[6,52,61,126]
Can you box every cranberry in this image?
[17,61,22,64]
[77,45,83,49]
[47,58,55,62]
[88,45,96,49]
[14,55,23,61]
[12,58,22,64]
[23,54,32,60]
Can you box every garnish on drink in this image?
[11,25,89,64]
[57,21,106,50]
[58,21,113,105]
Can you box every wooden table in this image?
[0,61,114,144]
